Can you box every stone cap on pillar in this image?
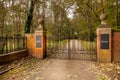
[97,24,111,28]
[36,24,43,31]
[35,18,47,32]
[97,13,111,28]
[34,24,43,33]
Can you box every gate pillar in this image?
[97,14,112,63]
[34,24,47,58]
[26,24,47,59]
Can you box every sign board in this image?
[100,34,109,49]
[36,35,42,48]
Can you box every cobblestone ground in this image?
[0,56,120,80]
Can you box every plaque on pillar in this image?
[100,34,109,49]
[36,35,42,48]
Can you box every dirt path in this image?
[0,56,119,80]
[33,59,98,80]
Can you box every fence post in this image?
[6,35,8,53]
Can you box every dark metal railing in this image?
[0,36,26,54]
[47,39,97,60]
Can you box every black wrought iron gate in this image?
[47,26,97,61]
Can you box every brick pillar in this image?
[34,25,47,58]
[26,24,47,59]
[97,14,112,63]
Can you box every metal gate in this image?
[47,26,97,61]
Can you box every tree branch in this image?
[86,0,99,18]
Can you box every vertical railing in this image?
[0,36,27,54]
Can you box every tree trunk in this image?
[25,0,37,33]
